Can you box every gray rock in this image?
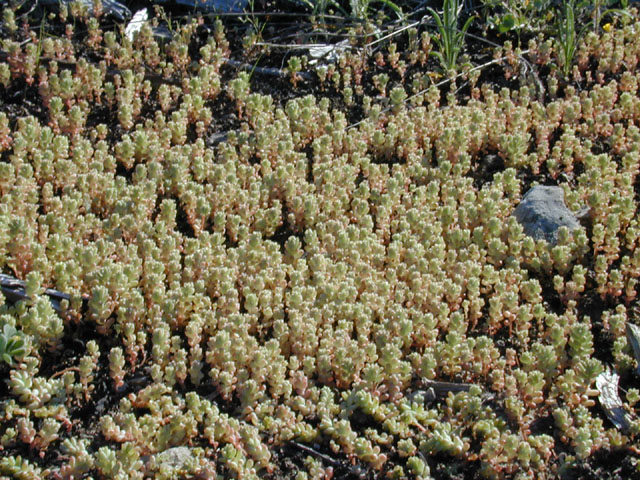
[147,446,195,472]
[513,185,581,244]
[125,9,173,43]
[596,369,633,432]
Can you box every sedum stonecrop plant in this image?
[0,1,640,479]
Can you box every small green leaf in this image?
[2,324,15,337]
[0,323,26,365]
[498,14,517,33]
[7,337,26,358]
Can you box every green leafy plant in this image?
[349,0,403,21]
[556,0,632,77]
[297,0,347,19]
[578,0,631,33]
[481,0,554,39]
[0,324,26,366]
[428,0,474,73]
[297,0,403,22]
[482,0,627,40]
[555,0,580,77]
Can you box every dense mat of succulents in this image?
[2,1,640,478]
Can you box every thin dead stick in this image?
[254,42,350,49]
[402,47,533,103]
[464,31,545,100]
[50,366,80,379]
[290,441,367,478]
[225,58,314,81]
[422,379,475,397]
[363,17,437,50]
[346,48,534,131]
[291,441,343,467]
[1,274,89,319]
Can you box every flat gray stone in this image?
[513,185,581,244]
[596,370,633,431]
[148,447,195,471]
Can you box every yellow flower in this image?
[603,23,612,32]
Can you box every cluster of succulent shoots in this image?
[1,2,640,478]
